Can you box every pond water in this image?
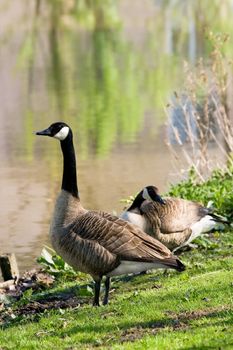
[0,0,228,274]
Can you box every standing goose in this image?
[36,122,185,306]
[120,186,227,251]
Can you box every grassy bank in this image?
[0,169,232,349]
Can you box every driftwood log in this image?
[0,253,19,282]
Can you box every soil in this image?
[103,305,230,346]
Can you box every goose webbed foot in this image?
[93,280,101,307]
[103,277,110,305]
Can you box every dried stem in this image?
[167,33,233,182]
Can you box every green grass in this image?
[0,228,232,350]
[0,168,232,349]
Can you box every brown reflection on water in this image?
[0,165,50,273]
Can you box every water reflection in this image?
[72,29,145,157]
[0,165,50,273]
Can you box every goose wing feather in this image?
[141,197,208,233]
[71,210,174,264]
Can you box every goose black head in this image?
[36,122,71,141]
[142,186,166,205]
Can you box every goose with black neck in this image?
[36,122,185,306]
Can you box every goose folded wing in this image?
[71,211,173,263]
[141,198,208,233]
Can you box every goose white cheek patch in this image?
[54,126,70,140]
[142,188,151,200]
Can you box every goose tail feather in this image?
[163,257,186,272]
[209,212,230,225]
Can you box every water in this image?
[0,1,229,274]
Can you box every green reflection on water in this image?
[15,0,233,161]
[75,29,145,157]
[36,26,181,159]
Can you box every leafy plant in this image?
[16,288,33,307]
[167,166,233,220]
[37,247,77,278]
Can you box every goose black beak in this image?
[35,127,52,136]
[152,194,166,205]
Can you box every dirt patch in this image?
[165,305,230,323]
[102,306,231,346]
[0,269,55,301]
[120,326,157,343]
[16,295,86,315]
[100,319,187,346]
[119,321,169,343]
[0,274,92,327]
[0,293,89,326]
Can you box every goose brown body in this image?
[139,198,204,249]
[121,186,226,251]
[51,191,181,279]
[36,123,185,306]
[142,198,207,233]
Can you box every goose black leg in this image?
[103,277,111,305]
[93,280,101,306]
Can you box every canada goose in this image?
[121,186,227,251]
[36,122,185,306]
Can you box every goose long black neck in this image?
[127,192,144,212]
[60,132,79,198]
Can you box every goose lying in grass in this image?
[120,185,228,251]
[36,123,185,306]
